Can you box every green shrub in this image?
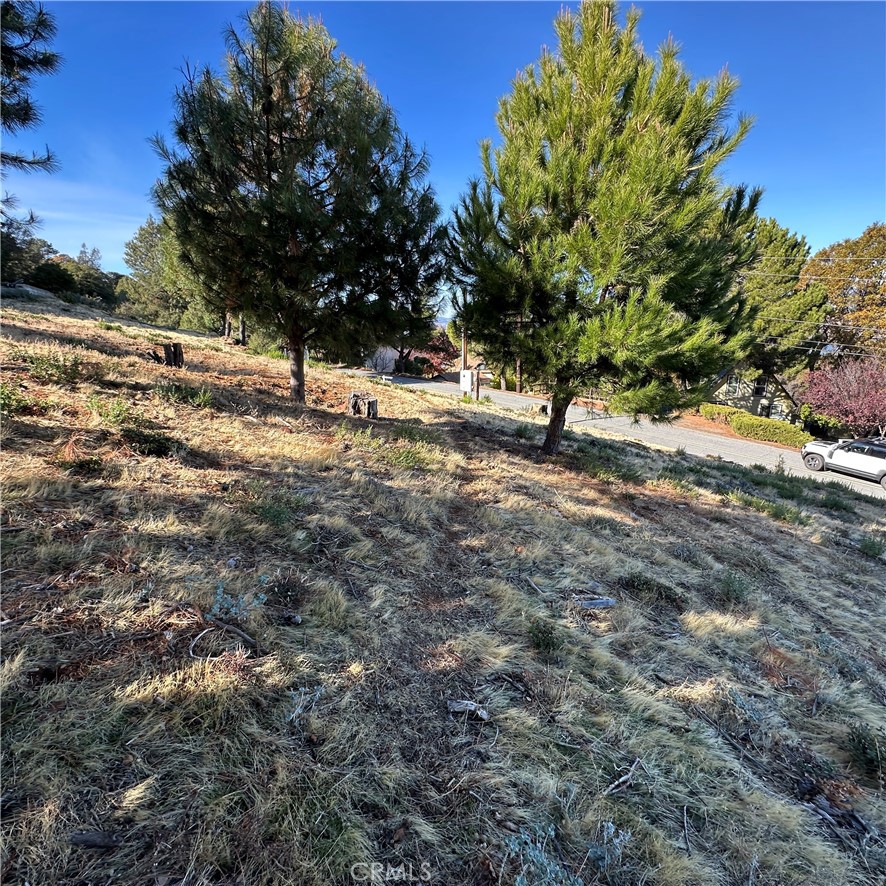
[859,534,886,558]
[715,568,754,604]
[727,412,813,447]
[798,403,846,439]
[154,383,213,408]
[88,395,133,427]
[845,721,884,781]
[0,383,29,415]
[527,616,562,653]
[514,423,535,440]
[491,373,517,391]
[699,403,743,424]
[11,344,84,384]
[119,427,180,457]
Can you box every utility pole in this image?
[515,313,523,393]
[461,326,468,371]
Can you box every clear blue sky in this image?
[4,1,884,274]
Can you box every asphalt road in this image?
[360,373,886,501]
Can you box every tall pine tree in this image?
[154,3,443,401]
[740,217,827,377]
[448,0,761,454]
[1,0,60,175]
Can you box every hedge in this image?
[699,403,743,424]
[727,412,813,447]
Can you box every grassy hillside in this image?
[2,298,884,886]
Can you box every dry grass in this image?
[1,299,885,885]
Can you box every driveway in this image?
[356,373,886,500]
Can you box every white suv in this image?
[801,437,886,490]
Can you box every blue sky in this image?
[4,1,884,274]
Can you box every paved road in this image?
[357,372,885,501]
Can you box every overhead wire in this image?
[752,333,886,355]
[757,315,886,333]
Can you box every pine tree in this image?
[1,0,61,174]
[154,2,443,402]
[741,218,828,377]
[447,0,760,454]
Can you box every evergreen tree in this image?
[122,216,207,327]
[741,218,827,377]
[154,2,443,402]
[1,0,61,175]
[0,215,54,279]
[447,0,760,454]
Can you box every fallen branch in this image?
[571,596,617,609]
[447,699,490,721]
[205,615,263,654]
[600,757,641,796]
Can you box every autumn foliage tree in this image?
[799,223,886,352]
[804,359,886,437]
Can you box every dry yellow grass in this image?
[1,295,884,885]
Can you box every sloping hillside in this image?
[2,298,884,886]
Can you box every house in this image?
[709,370,798,422]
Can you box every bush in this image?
[11,344,85,384]
[154,383,213,408]
[25,262,77,294]
[247,326,286,359]
[699,403,743,424]
[88,395,133,427]
[859,534,886,559]
[798,403,846,439]
[727,412,813,447]
[0,383,28,414]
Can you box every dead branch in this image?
[447,699,490,721]
[600,757,641,796]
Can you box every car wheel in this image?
[880,475,886,491]
[803,454,825,472]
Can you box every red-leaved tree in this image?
[415,329,460,377]
[804,359,886,436]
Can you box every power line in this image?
[741,271,883,281]
[753,333,886,355]
[750,255,886,263]
[757,315,886,333]
[766,342,883,360]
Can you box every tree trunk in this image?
[541,392,572,455]
[224,313,233,339]
[288,329,305,403]
[500,370,507,391]
[516,358,523,394]
[238,315,247,345]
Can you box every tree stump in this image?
[148,343,184,368]
[347,391,378,419]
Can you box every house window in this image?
[752,377,767,397]
[768,400,787,421]
[725,374,740,397]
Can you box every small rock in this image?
[226,557,240,569]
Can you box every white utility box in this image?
[459,370,475,393]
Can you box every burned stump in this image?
[148,343,184,369]
[347,391,378,419]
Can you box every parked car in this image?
[801,437,886,490]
